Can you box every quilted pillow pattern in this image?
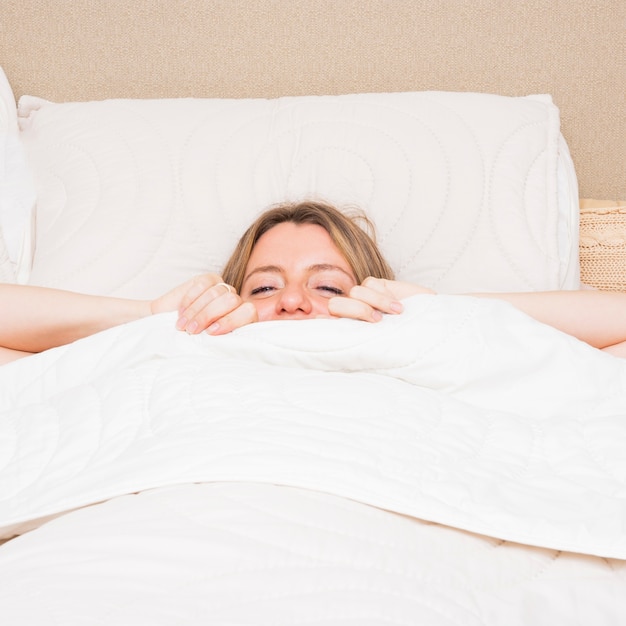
[18,91,577,298]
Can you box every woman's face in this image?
[240,222,357,321]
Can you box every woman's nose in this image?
[276,285,313,316]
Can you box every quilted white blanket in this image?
[1,294,626,558]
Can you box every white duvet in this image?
[1,294,625,560]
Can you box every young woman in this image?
[2,200,626,365]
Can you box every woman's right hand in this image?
[151,274,258,335]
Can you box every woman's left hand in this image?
[327,277,435,323]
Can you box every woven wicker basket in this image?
[579,199,626,292]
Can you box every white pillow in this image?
[0,67,36,283]
[17,91,579,298]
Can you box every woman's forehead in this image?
[247,223,354,273]
[253,223,337,255]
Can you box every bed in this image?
[1,2,626,624]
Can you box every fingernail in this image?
[176,316,188,330]
[390,301,404,313]
[207,322,220,334]
[372,310,383,322]
[186,320,198,334]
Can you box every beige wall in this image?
[1,0,624,198]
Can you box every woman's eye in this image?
[317,285,344,296]
[249,285,276,296]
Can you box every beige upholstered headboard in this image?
[0,0,624,200]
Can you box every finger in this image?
[178,274,224,314]
[362,276,436,299]
[349,284,404,315]
[178,288,239,333]
[327,295,383,323]
[360,276,388,293]
[214,282,234,296]
[206,301,258,335]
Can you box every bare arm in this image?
[0,274,257,364]
[472,290,626,351]
[0,284,152,355]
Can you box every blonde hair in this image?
[222,200,395,291]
